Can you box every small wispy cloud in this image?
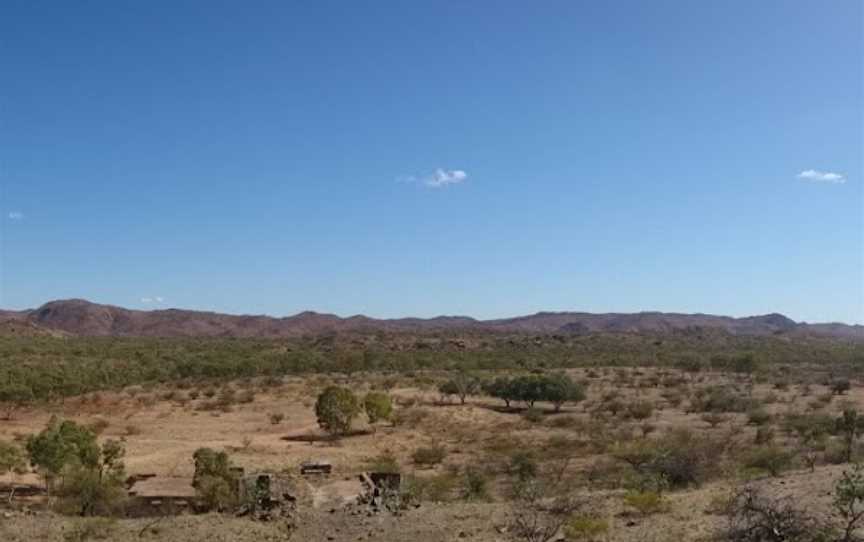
[141,296,165,304]
[797,169,846,184]
[8,211,24,220]
[401,168,469,188]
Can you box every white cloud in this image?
[141,297,165,305]
[401,168,469,188]
[798,169,846,184]
[7,211,23,220]
[426,168,468,187]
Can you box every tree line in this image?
[0,333,861,412]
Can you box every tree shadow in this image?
[281,429,370,443]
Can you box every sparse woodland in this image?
[0,332,863,541]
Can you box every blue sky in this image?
[1,1,862,323]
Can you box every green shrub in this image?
[509,451,539,481]
[627,400,654,421]
[402,473,458,503]
[690,386,753,413]
[744,445,794,477]
[613,428,723,489]
[365,451,400,474]
[192,447,238,510]
[461,466,489,501]
[412,445,447,467]
[783,412,834,442]
[363,392,393,424]
[195,475,237,511]
[564,515,609,541]
[62,518,117,542]
[391,407,428,428]
[623,490,665,516]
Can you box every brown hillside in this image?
[0,298,860,340]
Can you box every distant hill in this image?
[0,299,860,341]
[0,319,69,338]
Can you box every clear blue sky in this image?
[1,1,862,323]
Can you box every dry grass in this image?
[1,367,863,541]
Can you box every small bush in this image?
[690,386,753,413]
[721,486,831,541]
[412,445,447,467]
[509,451,539,481]
[269,412,285,425]
[627,401,654,421]
[782,413,833,442]
[564,515,609,541]
[747,408,771,426]
[461,466,489,501]
[196,475,237,511]
[402,472,458,503]
[613,427,725,489]
[216,387,236,407]
[831,379,852,395]
[363,392,394,425]
[236,390,255,404]
[62,518,117,542]
[124,424,142,436]
[743,445,794,477]
[391,407,428,428]
[623,490,665,516]
[365,451,400,474]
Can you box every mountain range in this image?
[0,299,861,340]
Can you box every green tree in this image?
[57,438,126,516]
[363,392,393,425]
[541,373,586,412]
[192,447,238,511]
[26,417,100,491]
[0,440,27,503]
[513,375,547,408]
[25,417,126,515]
[482,377,517,408]
[315,386,361,436]
[438,373,479,405]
